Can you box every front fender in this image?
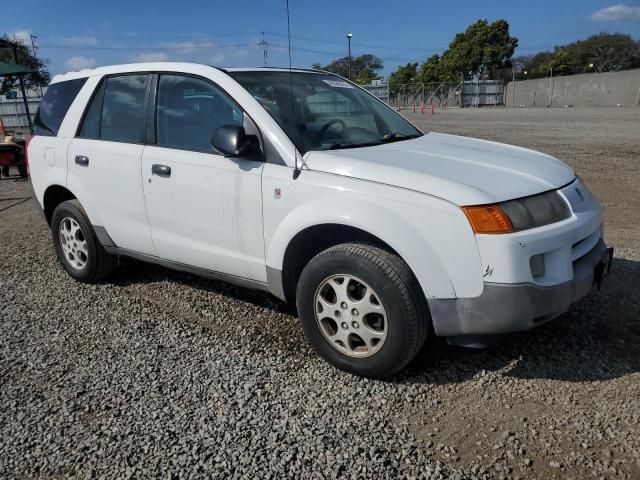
[262,167,484,301]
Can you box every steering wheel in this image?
[316,119,346,143]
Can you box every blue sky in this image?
[3,0,640,77]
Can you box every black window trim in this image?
[74,72,152,146]
[75,76,106,139]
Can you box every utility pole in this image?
[259,31,268,68]
[512,67,515,107]
[30,34,44,97]
[548,67,553,107]
[29,34,38,56]
[346,33,352,80]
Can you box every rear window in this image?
[34,78,87,136]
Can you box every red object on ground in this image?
[0,152,13,166]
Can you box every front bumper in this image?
[430,239,612,337]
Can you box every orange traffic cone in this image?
[430,103,435,114]
[420,104,424,114]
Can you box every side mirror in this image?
[212,125,260,158]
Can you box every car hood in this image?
[303,132,575,206]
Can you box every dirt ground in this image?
[1,107,639,479]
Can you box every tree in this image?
[0,35,50,94]
[438,19,518,81]
[315,54,383,84]
[388,18,518,84]
[514,34,640,80]
[418,54,442,84]
[388,63,418,93]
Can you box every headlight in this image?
[499,190,571,232]
[463,190,571,234]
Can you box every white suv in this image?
[28,63,612,378]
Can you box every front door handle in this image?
[151,164,171,177]
[75,155,89,166]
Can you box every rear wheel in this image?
[1,166,9,177]
[296,243,430,378]
[51,200,117,282]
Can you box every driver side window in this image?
[156,74,243,152]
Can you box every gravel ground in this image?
[1,107,639,479]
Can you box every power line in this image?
[264,30,442,53]
[36,40,422,63]
[38,42,260,50]
[36,32,260,40]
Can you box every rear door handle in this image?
[151,164,171,177]
[75,155,89,166]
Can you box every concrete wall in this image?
[504,68,640,107]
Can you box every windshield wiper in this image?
[380,132,421,143]
[328,140,384,150]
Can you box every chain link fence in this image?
[362,80,504,109]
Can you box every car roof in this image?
[50,62,326,84]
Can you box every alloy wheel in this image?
[314,274,388,358]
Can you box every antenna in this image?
[286,0,301,179]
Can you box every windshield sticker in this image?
[322,79,354,89]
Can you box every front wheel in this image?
[296,243,430,378]
[51,200,117,282]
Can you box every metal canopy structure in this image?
[0,39,36,134]
[0,60,36,76]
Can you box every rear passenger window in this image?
[34,78,87,136]
[101,75,148,143]
[78,74,148,143]
[156,74,242,152]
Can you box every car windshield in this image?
[228,71,422,154]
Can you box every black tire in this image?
[296,243,430,378]
[1,166,9,177]
[51,199,117,282]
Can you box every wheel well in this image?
[281,224,398,303]
[43,185,76,225]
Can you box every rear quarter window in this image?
[34,78,87,136]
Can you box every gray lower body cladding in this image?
[429,239,610,337]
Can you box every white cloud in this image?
[132,52,171,62]
[10,29,32,44]
[591,4,640,21]
[209,51,227,65]
[64,56,97,71]
[57,36,98,47]
[159,39,215,54]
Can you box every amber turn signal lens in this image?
[463,205,514,234]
